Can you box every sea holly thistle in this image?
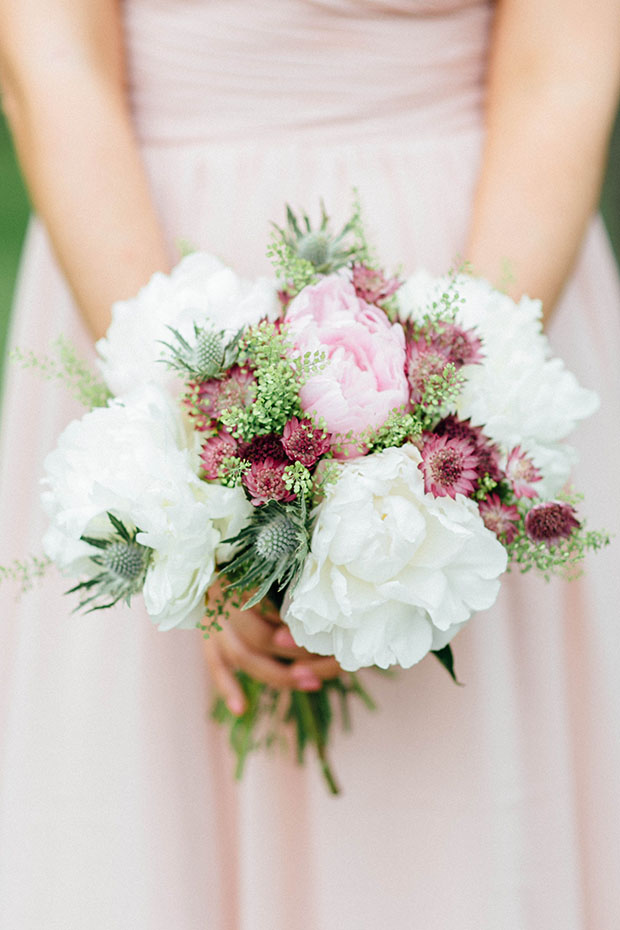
[68,513,152,612]
[10,336,111,409]
[267,193,374,292]
[221,498,312,608]
[160,323,243,381]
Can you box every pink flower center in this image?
[430,448,465,486]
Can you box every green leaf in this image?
[431,645,463,686]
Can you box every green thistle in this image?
[221,499,312,608]
[68,513,152,612]
[160,323,242,380]
[267,194,373,290]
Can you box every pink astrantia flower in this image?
[418,433,480,498]
[239,433,286,464]
[406,340,450,407]
[200,430,238,479]
[351,263,401,305]
[435,415,503,482]
[478,493,521,543]
[281,417,331,467]
[187,365,255,430]
[285,275,409,456]
[505,445,543,499]
[242,457,296,506]
[432,323,483,368]
[525,501,580,545]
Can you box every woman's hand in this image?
[202,594,341,716]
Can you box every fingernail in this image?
[273,627,297,648]
[292,666,321,690]
[227,696,246,716]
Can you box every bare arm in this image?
[466,0,620,320]
[0,0,171,339]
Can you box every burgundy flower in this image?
[186,365,255,430]
[435,415,503,482]
[525,501,580,545]
[478,494,521,544]
[239,433,286,464]
[351,263,401,305]
[406,340,451,406]
[242,457,296,506]
[200,430,238,479]
[281,417,331,467]
[432,323,483,368]
[418,433,480,499]
[505,446,542,499]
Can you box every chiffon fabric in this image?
[1,1,620,928]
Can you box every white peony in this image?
[96,252,280,395]
[42,383,251,630]
[283,445,507,671]
[398,272,599,495]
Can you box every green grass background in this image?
[1,111,619,379]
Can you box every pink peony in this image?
[285,276,409,456]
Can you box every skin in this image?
[1,0,619,712]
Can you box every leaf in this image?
[431,645,463,686]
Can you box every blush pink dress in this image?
[1,1,619,928]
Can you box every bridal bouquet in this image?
[39,200,608,792]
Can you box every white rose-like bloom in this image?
[398,272,599,495]
[42,383,251,630]
[283,445,507,671]
[96,252,280,395]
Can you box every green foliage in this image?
[216,455,251,487]
[212,668,377,794]
[506,521,611,580]
[219,322,323,441]
[282,461,313,498]
[0,552,51,594]
[472,473,499,502]
[369,409,423,452]
[417,362,466,426]
[10,336,111,409]
[431,645,462,685]
[411,270,467,336]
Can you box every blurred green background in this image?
[1,111,619,378]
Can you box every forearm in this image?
[0,2,170,340]
[466,0,620,321]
